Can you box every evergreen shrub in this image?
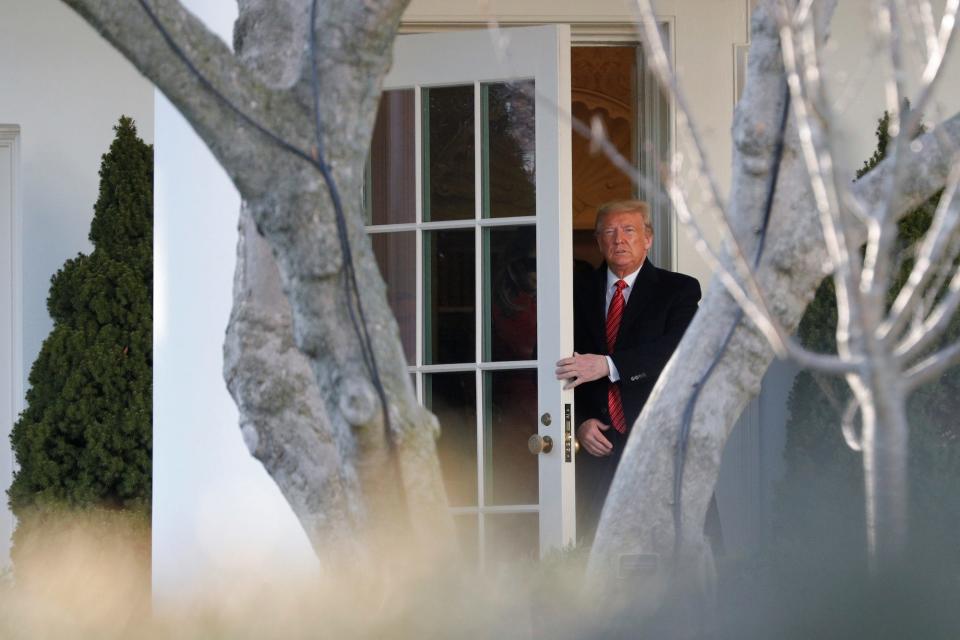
[776,111,960,569]
[8,117,153,531]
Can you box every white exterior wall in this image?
[151,1,318,605]
[0,0,154,570]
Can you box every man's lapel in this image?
[619,259,658,338]
[589,265,608,348]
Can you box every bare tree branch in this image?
[904,335,960,388]
[910,0,959,136]
[778,4,866,373]
[842,396,864,452]
[910,0,940,59]
[63,0,311,197]
[852,114,960,229]
[880,160,960,343]
[592,0,960,589]
[631,0,833,364]
[896,263,960,360]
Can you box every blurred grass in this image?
[0,510,958,639]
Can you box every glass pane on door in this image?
[424,85,474,222]
[484,370,538,506]
[426,372,477,508]
[486,513,539,566]
[424,229,475,365]
[484,81,536,219]
[454,513,480,567]
[371,231,415,364]
[367,89,416,225]
[484,226,537,363]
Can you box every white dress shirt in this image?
[604,264,642,382]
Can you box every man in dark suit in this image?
[555,200,701,541]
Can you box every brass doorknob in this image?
[528,434,553,455]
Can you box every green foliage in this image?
[855,110,891,180]
[8,117,153,514]
[777,111,960,564]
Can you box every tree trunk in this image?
[61,0,456,572]
[859,365,910,572]
[589,0,960,599]
[221,0,458,570]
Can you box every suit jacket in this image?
[573,258,701,539]
[574,258,701,430]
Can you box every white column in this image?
[0,126,21,571]
[152,1,317,605]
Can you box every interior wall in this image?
[0,0,154,571]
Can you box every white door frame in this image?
[0,124,23,569]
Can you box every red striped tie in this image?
[606,279,628,434]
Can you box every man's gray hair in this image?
[594,200,654,234]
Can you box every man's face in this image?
[596,210,653,277]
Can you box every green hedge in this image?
[9,117,153,515]
[776,111,960,564]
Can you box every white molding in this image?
[0,124,22,570]
[402,17,645,41]
[733,0,752,106]
[410,361,538,374]
[0,124,22,424]
[401,16,679,45]
[366,215,537,234]
[449,504,539,515]
[734,44,750,106]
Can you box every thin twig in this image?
[842,395,864,452]
[904,338,960,389]
[778,5,866,373]
[896,264,960,362]
[880,159,960,342]
[631,0,818,361]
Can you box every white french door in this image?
[370,26,574,565]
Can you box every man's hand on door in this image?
[555,352,608,389]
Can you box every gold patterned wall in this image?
[571,46,638,230]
